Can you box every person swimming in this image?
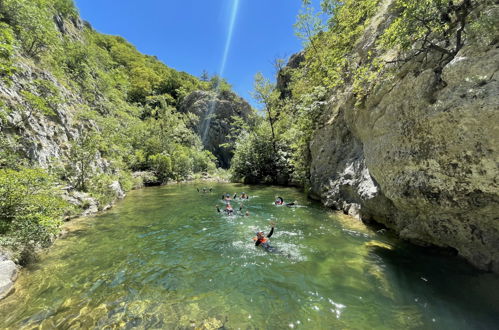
[253,223,275,251]
[225,203,234,215]
[241,192,249,199]
[275,196,297,207]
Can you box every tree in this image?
[381,0,475,69]
[1,0,59,58]
[200,70,210,82]
[67,130,99,192]
[251,72,279,153]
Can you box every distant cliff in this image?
[179,90,253,168]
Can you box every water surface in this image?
[1,183,498,329]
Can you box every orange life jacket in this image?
[253,237,268,244]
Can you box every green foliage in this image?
[209,75,232,92]
[294,0,381,92]
[0,133,26,169]
[19,79,62,117]
[379,0,476,66]
[53,0,78,19]
[230,121,292,184]
[148,153,173,182]
[87,173,117,208]
[20,90,57,117]
[0,168,69,258]
[0,22,16,78]
[1,0,59,58]
[66,131,100,192]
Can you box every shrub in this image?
[0,168,69,260]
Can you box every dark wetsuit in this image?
[255,227,274,250]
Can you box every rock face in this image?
[0,255,17,300]
[276,51,305,99]
[308,3,499,271]
[179,90,252,168]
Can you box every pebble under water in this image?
[1,183,498,329]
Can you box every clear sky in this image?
[74,0,314,108]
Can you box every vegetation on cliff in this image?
[0,0,234,258]
[230,0,497,186]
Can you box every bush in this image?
[148,153,173,182]
[88,173,118,208]
[0,168,69,260]
[230,122,292,184]
[0,22,16,78]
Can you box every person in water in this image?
[253,223,275,251]
[275,196,297,207]
[225,203,234,215]
[241,192,249,199]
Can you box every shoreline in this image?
[0,174,230,301]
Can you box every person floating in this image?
[222,193,231,202]
[241,192,249,199]
[253,223,275,251]
[275,196,297,207]
[225,203,234,215]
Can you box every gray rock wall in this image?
[179,90,252,168]
[309,36,499,271]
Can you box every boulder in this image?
[0,258,17,300]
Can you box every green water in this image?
[1,183,498,329]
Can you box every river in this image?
[0,183,498,329]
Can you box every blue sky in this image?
[74,0,315,108]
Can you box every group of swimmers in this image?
[222,192,249,201]
[217,192,250,216]
[213,191,298,252]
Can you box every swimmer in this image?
[253,222,276,251]
[225,203,234,215]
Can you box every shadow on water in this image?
[369,243,499,329]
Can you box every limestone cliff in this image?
[179,90,253,168]
[306,1,499,271]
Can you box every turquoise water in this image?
[0,183,498,329]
